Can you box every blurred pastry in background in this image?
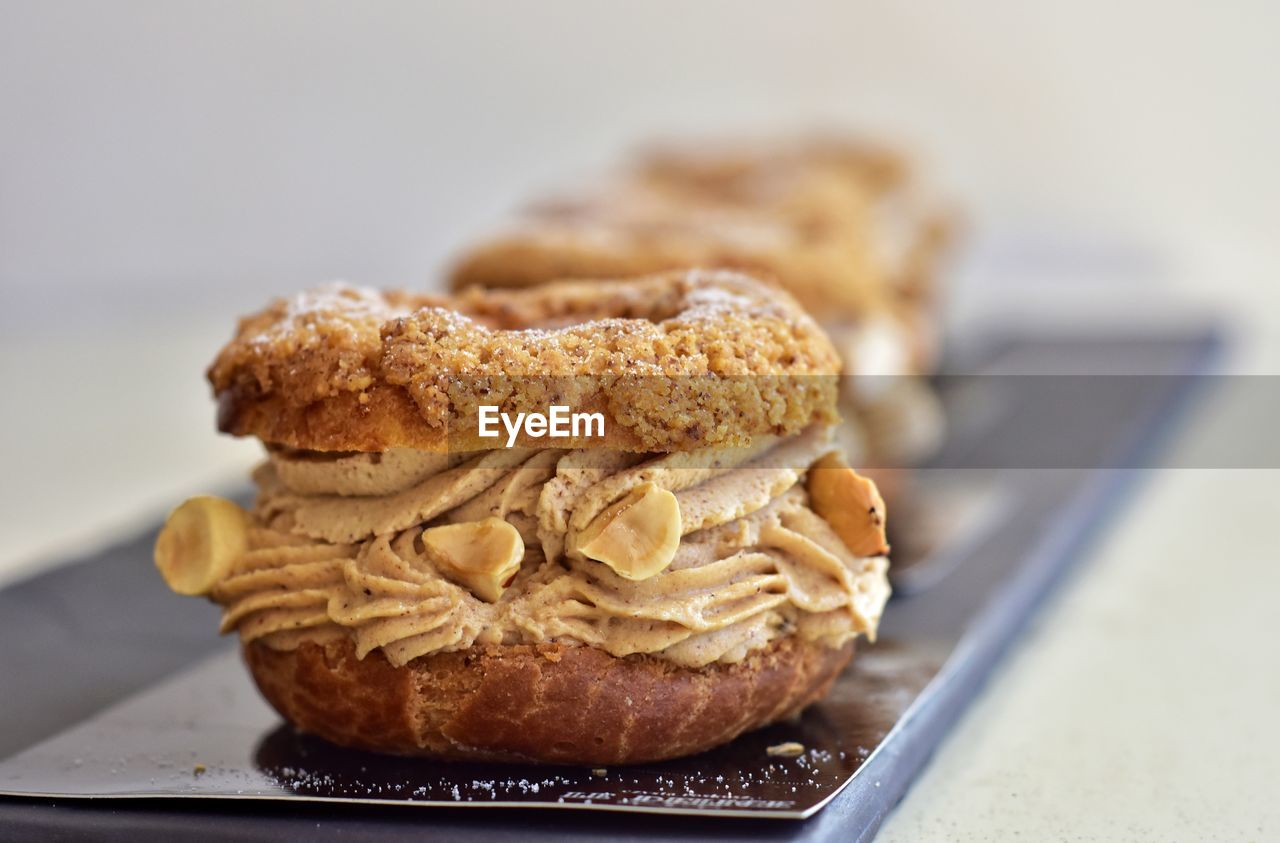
[449,137,954,493]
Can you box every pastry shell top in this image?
[209,270,840,453]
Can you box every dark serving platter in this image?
[0,330,1220,841]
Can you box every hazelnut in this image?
[575,482,681,580]
[422,517,524,602]
[808,453,889,557]
[154,496,250,595]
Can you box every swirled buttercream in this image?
[206,425,890,668]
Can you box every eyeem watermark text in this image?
[478,405,605,447]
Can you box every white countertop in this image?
[871,265,1280,839]
[881,429,1280,840]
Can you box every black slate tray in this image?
[0,330,1220,841]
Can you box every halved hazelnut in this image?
[422,517,524,602]
[808,453,890,557]
[575,482,681,580]
[154,496,250,595]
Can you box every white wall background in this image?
[3,1,1278,333]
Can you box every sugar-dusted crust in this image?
[209,270,840,453]
[243,635,853,764]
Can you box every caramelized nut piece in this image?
[766,741,806,758]
[154,496,250,595]
[576,482,681,580]
[808,453,889,557]
[422,517,524,602]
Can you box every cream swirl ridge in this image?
[199,425,890,668]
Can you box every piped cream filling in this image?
[207,425,890,668]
